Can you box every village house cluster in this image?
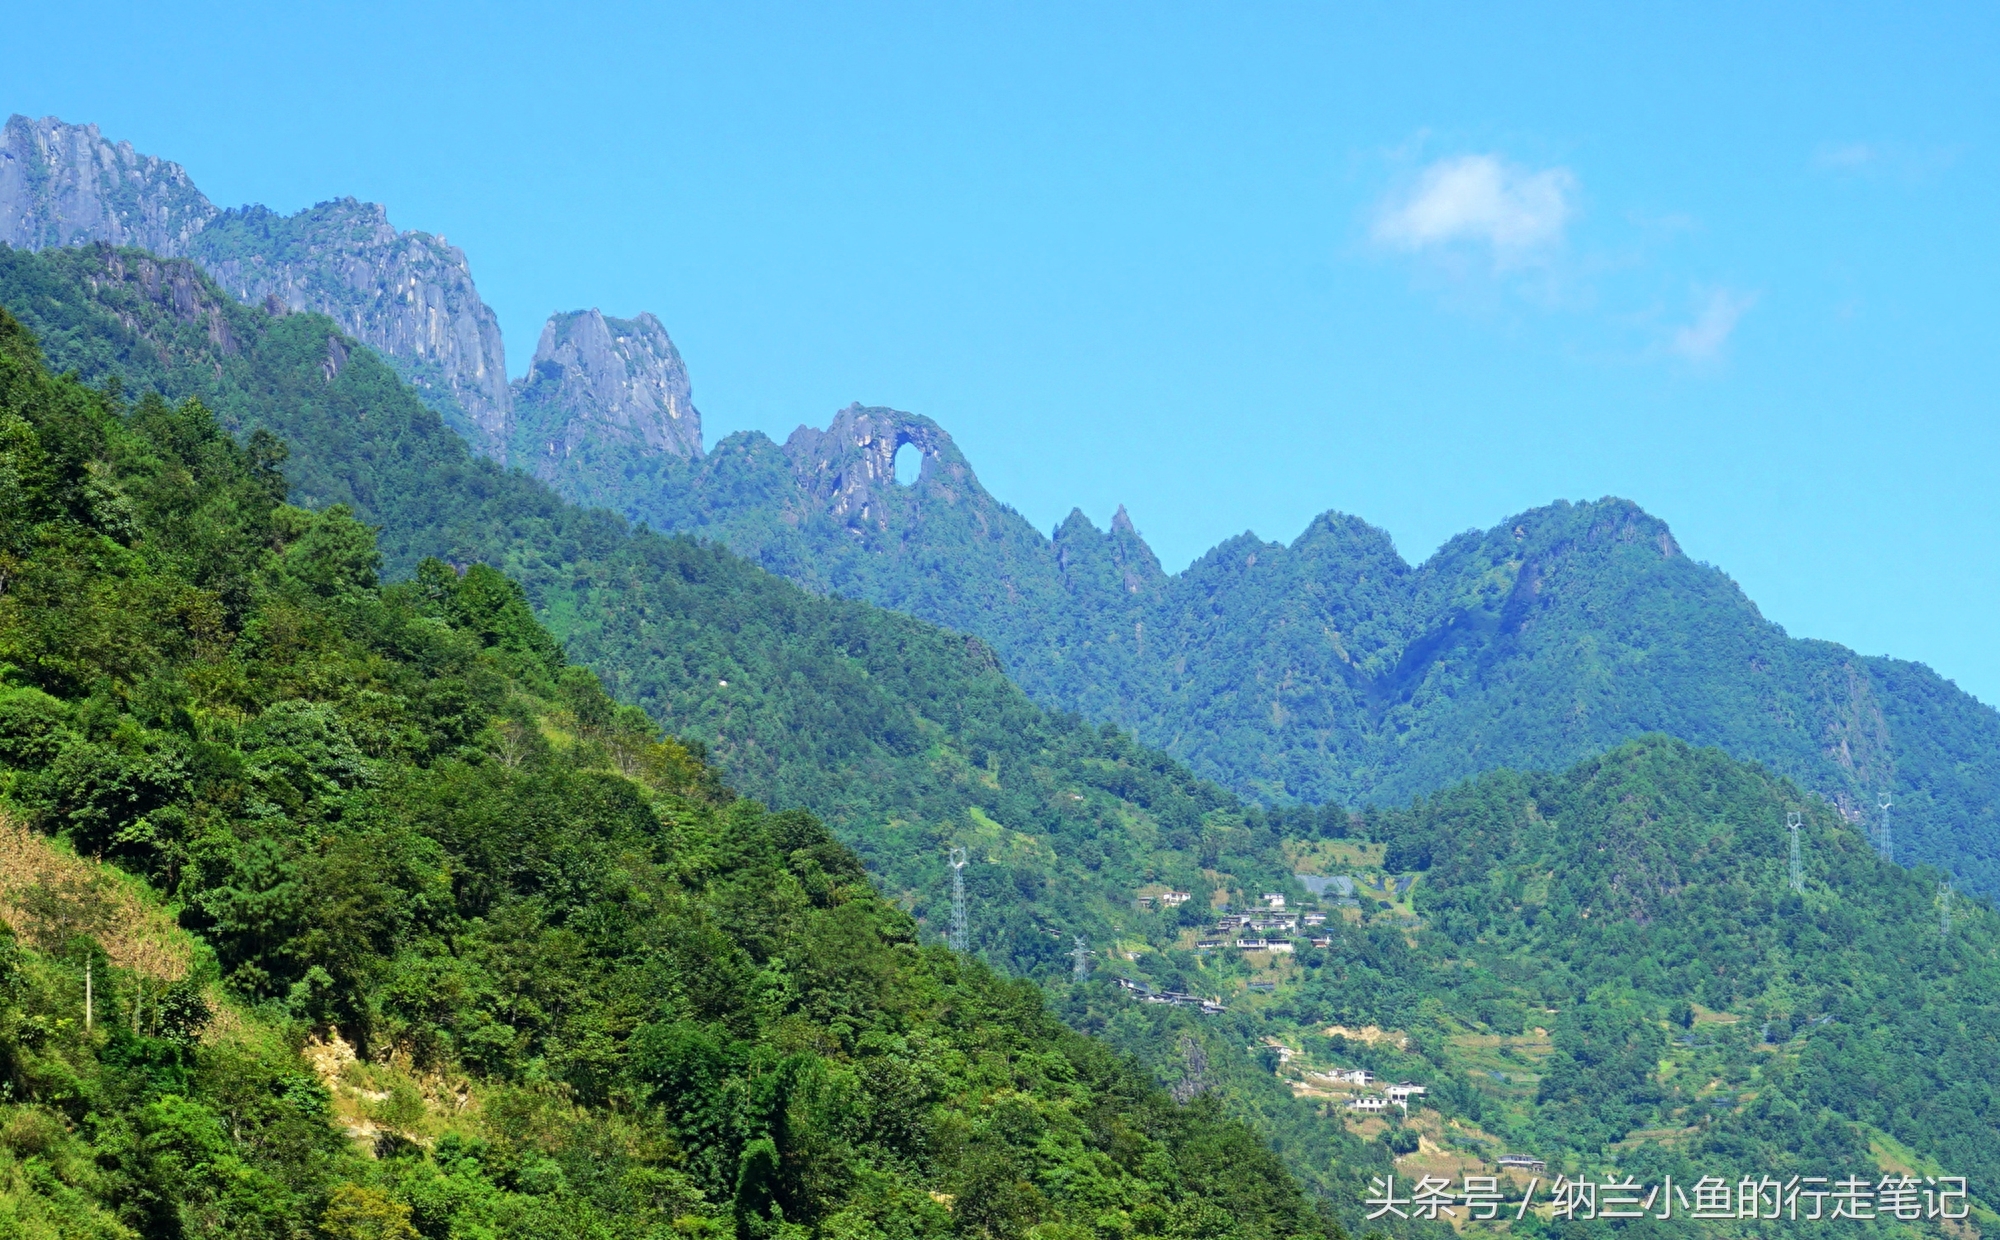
[1289,1053,1433,1114]
[1111,976,1226,1013]
[1197,908,1333,950]
[1340,1079,1427,1114]
[1123,873,1417,1016]
[1139,871,1399,948]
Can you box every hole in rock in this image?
[893,442,922,486]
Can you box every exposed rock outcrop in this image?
[0,115,217,255]
[77,246,243,358]
[781,403,961,529]
[511,309,702,468]
[190,201,511,456]
[0,114,512,459]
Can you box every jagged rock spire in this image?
[1052,505,1165,596]
[513,309,703,463]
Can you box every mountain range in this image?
[630,407,1999,868]
[4,110,2000,1231]
[4,242,1995,1225]
[6,111,1995,903]
[0,115,511,456]
[0,225,1405,1212]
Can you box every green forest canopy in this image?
[0,241,1299,982]
[2,244,1996,1238]
[0,305,1336,1238]
[583,407,2000,901]
[1070,738,2000,1239]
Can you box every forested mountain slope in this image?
[0,242,1292,982]
[1139,737,2000,1229]
[0,316,1336,1238]
[0,244,1435,1213]
[7,245,1999,1235]
[581,404,2000,900]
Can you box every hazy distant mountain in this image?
[7,113,1992,899]
[0,114,511,455]
[567,401,2000,897]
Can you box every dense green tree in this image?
[1294,738,2000,1204]
[0,242,1284,979]
[5,245,1994,1239]
[0,311,1338,1239]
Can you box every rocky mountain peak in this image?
[0,115,512,460]
[1106,506,1165,591]
[74,246,242,356]
[190,199,511,457]
[0,115,219,256]
[782,404,970,529]
[511,309,702,463]
[1052,505,1165,595]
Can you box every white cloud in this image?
[1374,154,1577,263]
[1671,288,1758,362]
[1814,141,1878,171]
[1813,139,1960,182]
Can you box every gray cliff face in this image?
[512,309,702,469]
[780,403,961,529]
[190,201,512,457]
[0,114,512,459]
[81,247,245,358]
[0,115,218,255]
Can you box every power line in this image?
[1072,935,1091,981]
[1877,793,1894,864]
[1788,810,1804,894]
[1940,880,1954,937]
[948,847,969,953]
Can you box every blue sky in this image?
[13,2,2000,703]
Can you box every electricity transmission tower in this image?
[1939,880,1954,937]
[1877,793,1894,864]
[1788,811,1804,894]
[947,847,969,953]
[1071,935,1091,981]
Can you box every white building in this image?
[1161,891,1193,906]
[1386,1083,1428,1102]
[1347,1096,1389,1113]
[1263,893,1286,910]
